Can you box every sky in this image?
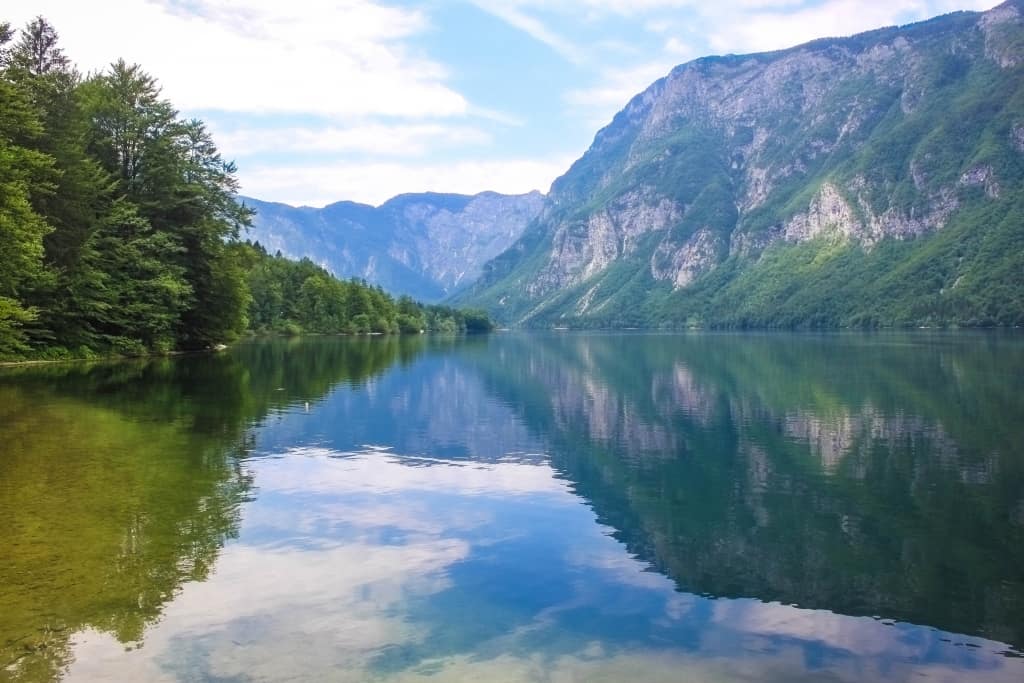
[4,0,1002,207]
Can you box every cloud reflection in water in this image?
[64,447,1024,683]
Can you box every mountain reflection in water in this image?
[1,333,1021,682]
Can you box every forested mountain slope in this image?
[457,0,1024,328]
[244,191,543,302]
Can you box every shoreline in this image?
[3,326,1019,368]
[0,348,208,369]
[0,330,477,368]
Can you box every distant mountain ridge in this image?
[242,190,544,302]
[456,0,1024,328]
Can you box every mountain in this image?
[242,191,544,302]
[456,1,1024,328]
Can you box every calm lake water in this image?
[2,332,1023,682]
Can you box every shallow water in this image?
[1,332,1023,682]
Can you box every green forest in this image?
[243,243,493,336]
[0,17,490,362]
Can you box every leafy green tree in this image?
[462,308,495,333]
[5,17,119,350]
[239,245,490,337]
[7,16,68,76]
[82,61,251,348]
[0,70,54,356]
[86,201,192,352]
[81,60,175,193]
[0,21,16,67]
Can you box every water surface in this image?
[2,333,1023,682]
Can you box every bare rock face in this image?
[783,184,860,243]
[959,165,1001,199]
[652,228,721,289]
[461,1,1024,325]
[980,1,1023,68]
[393,191,545,292]
[531,189,683,296]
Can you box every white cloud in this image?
[257,448,573,498]
[65,537,471,682]
[468,0,589,63]
[240,156,573,206]
[663,36,692,57]
[508,0,697,16]
[564,61,672,107]
[565,59,681,128]
[5,0,467,118]
[704,0,1002,55]
[209,122,493,158]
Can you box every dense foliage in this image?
[244,243,493,335]
[0,18,490,361]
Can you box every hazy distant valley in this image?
[243,191,543,302]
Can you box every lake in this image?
[2,332,1023,682]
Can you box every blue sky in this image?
[6,0,1001,206]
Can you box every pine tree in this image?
[82,64,252,349]
[6,17,117,350]
[0,44,55,356]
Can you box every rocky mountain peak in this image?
[458,2,1024,329]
